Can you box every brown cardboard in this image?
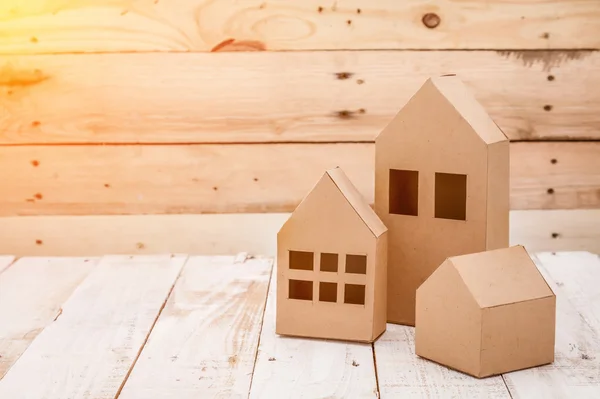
[415,245,556,378]
[276,167,388,342]
[374,75,510,326]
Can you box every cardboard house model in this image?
[276,167,388,343]
[415,245,556,378]
[374,75,510,326]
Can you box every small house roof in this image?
[448,245,554,309]
[421,75,508,145]
[325,167,387,238]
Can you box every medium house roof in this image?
[326,167,387,238]
[448,245,554,309]
[427,76,508,145]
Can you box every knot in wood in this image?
[422,13,441,29]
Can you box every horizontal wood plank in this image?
[0,254,186,399]
[1,51,599,143]
[0,142,597,216]
[1,1,598,53]
[501,253,600,398]
[0,213,290,257]
[0,257,97,379]
[374,324,511,398]
[0,210,597,258]
[249,266,379,398]
[120,255,272,398]
[510,210,600,254]
[0,256,14,274]
[511,142,600,210]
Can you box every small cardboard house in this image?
[415,245,556,378]
[374,75,510,326]
[276,167,388,342]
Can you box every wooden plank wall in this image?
[0,1,599,253]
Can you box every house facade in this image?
[415,246,556,377]
[276,167,388,342]
[375,75,509,326]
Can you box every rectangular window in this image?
[435,173,467,221]
[344,284,365,305]
[319,282,337,303]
[389,169,419,216]
[320,253,338,272]
[345,254,367,274]
[289,279,313,301]
[289,250,313,271]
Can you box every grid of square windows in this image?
[288,251,366,305]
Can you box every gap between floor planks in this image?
[1,252,599,398]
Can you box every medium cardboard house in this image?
[415,245,556,378]
[276,167,388,343]
[374,75,510,326]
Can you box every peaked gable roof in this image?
[378,75,508,145]
[448,245,554,309]
[429,76,508,145]
[325,167,387,238]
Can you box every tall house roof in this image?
[426,75,508,145]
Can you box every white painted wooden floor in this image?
[0,252,598,398]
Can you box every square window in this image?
[344,284,365,305]
[289,279,313,300]
[289,250,313,271]
[345,254,367,274]
[320,253,338,272]
[435,173,467,221]
[319,282,337,303]
[389,169,419,216]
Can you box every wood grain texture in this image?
[511,142,600,210]
[249,265,379,398]
[120,255,271,398]
[0,210,597,258]
[0,213,290,257]
[1,0,598,53]
[1,51,599,143]
[374,324,511,398]
[0,142,597,216]
[510,210,600,254]
[0,257,97,380]
[537,252,600,331]
[500,253,600,398]
[0,256,14,274]
[0,254,186,399]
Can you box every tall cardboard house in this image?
[415,245,556,378]
[276,167,388,343]
[374,75,510,325]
